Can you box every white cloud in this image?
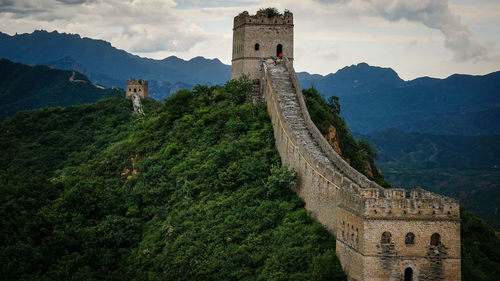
[0,0,212,55]
[313,0,493,61]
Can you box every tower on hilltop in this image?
[126,78,148,99]
[231,9,294,80]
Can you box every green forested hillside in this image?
[0,58,116,120]
[0,79,345,280]
[1,79,498,280]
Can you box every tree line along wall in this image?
[261,59,461,281]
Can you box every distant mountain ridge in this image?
[0,58,116,120]
[299,64,500,135]
[0,30,230,97]
[298,62,404,96]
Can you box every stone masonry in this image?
[232,10,462,281]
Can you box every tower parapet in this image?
[339,187,460,221]
[233,10,293,29]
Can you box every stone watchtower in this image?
[126,78,148,99]
[231,10,294,81]
[231,9,461,281]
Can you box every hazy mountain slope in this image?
[42,56,122,87]
[0,30,229,96]
[359,129,500,228]
[0,58,116,120]
[298,64,500,135]
[2,30,498,133]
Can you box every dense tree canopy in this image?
[0,79,345,280]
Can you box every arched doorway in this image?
[404,267,413,281]
[431,233,441,246]
[276,44,283,57]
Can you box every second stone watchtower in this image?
[231,9,294,80]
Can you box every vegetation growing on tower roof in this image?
[258,7,283,18]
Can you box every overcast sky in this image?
[0,0,499,80]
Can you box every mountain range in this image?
[299,63,500,135]
[2,30,499,135]
[0,30,230,99]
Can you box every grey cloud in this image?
[0,0,209,54]
[55,0,96,4]
[314,0,492,61]
[0,0,15,7]
[0,0,53,14]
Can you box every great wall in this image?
[231,10,461,281]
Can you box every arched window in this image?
[404,267,413,281]
[405,233,415,245]
[134,88,137,93]
[381,232,391,244]
[254,43,259,51]
[276,44,283,57]
[430,233,441,246]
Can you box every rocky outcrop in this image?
[325,125,343,157]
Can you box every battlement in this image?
[127,78,148,87]
[341,187,460,220]
[233,10,293,29]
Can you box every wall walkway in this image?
[261,59,461,281]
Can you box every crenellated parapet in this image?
[344,187,461,220]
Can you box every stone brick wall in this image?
[260,59,461,280]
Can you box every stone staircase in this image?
[266,62,332,169]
